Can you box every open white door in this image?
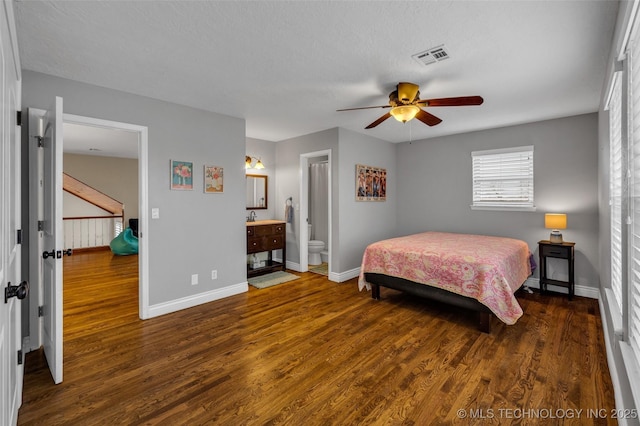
[41,97,64,384]
[2,0,25,423]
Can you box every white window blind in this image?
[471,146,534,210]
[628,32,640,359]
[610,72,624,314]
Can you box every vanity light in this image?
[245,155,266,170]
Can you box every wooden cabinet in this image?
[247,220,286,277]
[538,240,575,300]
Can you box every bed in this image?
[358,232,532,333]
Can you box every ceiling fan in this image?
[337,82,483,129]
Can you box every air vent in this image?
[412,45,450,66]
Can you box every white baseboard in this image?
[147,282,248,318]
[331,267,360,283]
[524,277,599,299]
[285,260,302,272]
[285,259,357,283]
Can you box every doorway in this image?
[299,150,332,278]
[27,110,150,365]
[62,119,141,325]
[62,113,149,319]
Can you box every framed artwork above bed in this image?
[356,164,386,202]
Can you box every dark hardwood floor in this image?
[18,250,615,425]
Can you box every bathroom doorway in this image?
[299,149,332,278]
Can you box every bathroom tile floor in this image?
[309,262,328,276]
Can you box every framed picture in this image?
[171,160,193,190]
[204,165,224,193]
[356,164,386,202]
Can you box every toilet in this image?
[307,224,325,266]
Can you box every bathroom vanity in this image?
[246,220,286,278]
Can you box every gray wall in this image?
[63,153,139,222]
[396,113,600,288]
[337,128,397,273]
[275,128,339,267]
[246,137,276,221]
[272,127,397,278]
[22,70,246,307]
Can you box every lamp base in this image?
[549,232,563,244]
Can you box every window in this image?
[609,72,623,314]
[471,146,535,211]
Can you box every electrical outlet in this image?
[191,274,198,285]
[211,270,217,280]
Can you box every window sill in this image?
[605,288,624,339]
[470,205,537,212]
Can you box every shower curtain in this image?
[309,162,329,245]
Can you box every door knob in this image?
[42,250,55,259]
[5,281,29,303]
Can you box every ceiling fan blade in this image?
[415,109,442,127]
[365,112,392,129]
[418,96,484,107]
[337,105,391,112]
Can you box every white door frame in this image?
[63,114,150,319]
[299,149,332,277]
[28,112,150,347]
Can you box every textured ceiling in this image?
[15,1,618,144]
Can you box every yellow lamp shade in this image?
[545,213,567,230]
[390,105,420,123]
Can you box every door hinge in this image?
[16,111,21,126]
[17,349,23,365]
[17,229,22,244]
[38,306,44,317]
[36,135,44,148]
[38,221,44,231]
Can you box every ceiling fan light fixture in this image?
[390,105,420,123]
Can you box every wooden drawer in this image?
[255,224,284,236]
[265,234,284,250]
[247,237,266,253]
[540,244,572,259]
[247,227,255,237]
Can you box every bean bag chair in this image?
[110,227,138,255]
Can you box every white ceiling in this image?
[63,122,139,159]
[15,1,618,145]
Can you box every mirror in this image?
[246,174,268,209]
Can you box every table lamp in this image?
[545,213,567,244]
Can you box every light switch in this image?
[152,208,159,219]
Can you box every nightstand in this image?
[538,240,575,300]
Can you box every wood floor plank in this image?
[18,250,616,425]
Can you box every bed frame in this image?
[364,272,494,333]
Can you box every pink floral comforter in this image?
[358,232,532,325]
